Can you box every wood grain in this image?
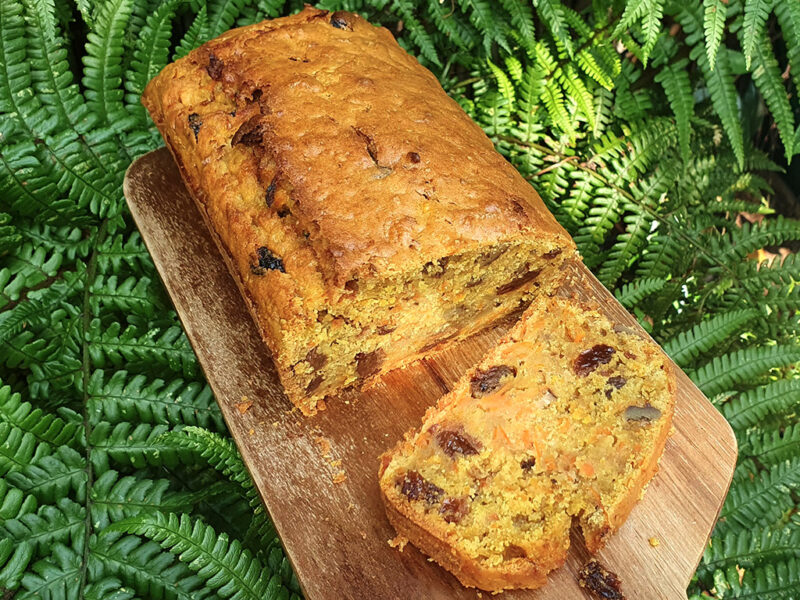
[124,148,737,600]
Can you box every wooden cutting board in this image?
[124,148,737,600]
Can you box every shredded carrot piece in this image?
[579,461,595,478]
[493,426,511,446]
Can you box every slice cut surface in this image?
[379,296,676,591]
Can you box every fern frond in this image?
[691,345,800,396]
[703,0,727,70]
[6,447,86,504]
[533,0,571,56]
[91,470,226,530]
[498,0,535,53]
[82,0,136,133]
[88,274,160,318]
[655,59,693,162]
[124,0,180,125]
[391,0,439,66]
[0,423,52,476]
[662,309,760,368]
[744,424,800,467]
[712,557,800,599]
[87,322,198,377]
[86,370,221,430]
[749,27,795,160]
[0,383,82,448]
[89,533,217,600]
[723,379,800,431]
[698,524,800,581]
[89,422,185,470]
[16,543,82,599]
[741,0,772,70]
[105,513,287,600]
[174,4,209,60]
[718,457,800,534]
[0,498,85,559]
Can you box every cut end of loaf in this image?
[280,238,574,414]
[378,296,676,591]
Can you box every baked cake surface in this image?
[379,296,676,591]
[141,7,576,414]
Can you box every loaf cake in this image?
[379,296,676,591]
[141,7,576,414]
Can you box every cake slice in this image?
[378,296,676,591]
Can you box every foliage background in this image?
[1,0,800,598]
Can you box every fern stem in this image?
[77,217,109,599]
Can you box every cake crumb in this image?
[649,536,660,547]
[330,459,342,468]
[248,428,255,435]
[272,421,279,427]
[388,535,408,551]
[314,435,332,458]
[360,531,367,539]
[235,397,253,414]
[332,470,347,484]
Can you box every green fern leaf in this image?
[0,423,52,476]
[662,309,759,368]
[718,458,800,533]
[174,4,209,60]
[741,0,773,70]
[691,345,800,397]
[124,0,180,125]
[748,27,795,160]
[703,0,727,70]
[16,543,82,600]
[82,0,136,132]
[91,470,227,530]
[6,447,86,504]
[0,382,82,448]
[723,379,800,431]
[89,533,217,600]
[86,370,222,430]
[533,0,572,56]
[698,524,800,582]
[744,424,800,467]
[0,498,85,558]
[498,0,535,52]
[487,60,516,108]
[712,557,800,599]
[655,59,693,162]
[87,322,198,378]
[391,0,440,66]
[105,512,287,600]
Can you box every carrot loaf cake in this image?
[142,7,576,414]
[379,296,676,591]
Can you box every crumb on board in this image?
[235,397,253,414]
[360,531,367,540]
[649,537,660,547]
[348,502,356,511]
[388,535,408,551]
[332,470,347,484]
[272,421,279,427]
[248,428,255,435]
[314,435,332,458]
[330,459,342,468]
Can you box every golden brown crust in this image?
[142,7,575,412]
[379,481,556,590]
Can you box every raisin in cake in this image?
[141,7,576,415]
[379,296,676,591]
